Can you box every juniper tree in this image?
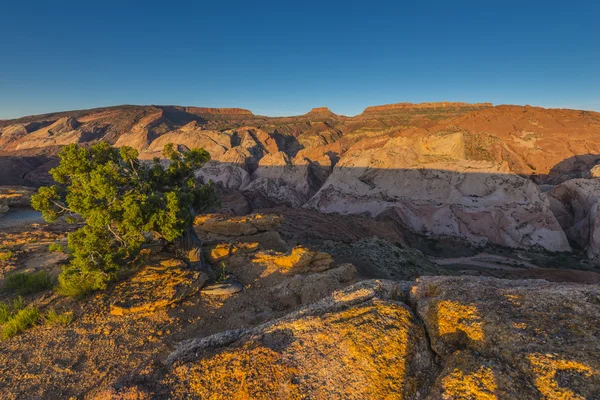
[31,142,218,297]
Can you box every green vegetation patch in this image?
[44,309,73,327]
[48,243,65,252]
[1,307,40,339]
[3,271,54,295]
[0,297,25,323]
[0,251,14,261]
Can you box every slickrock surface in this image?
[133,277,600,399]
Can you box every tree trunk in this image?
[174,226,204,269]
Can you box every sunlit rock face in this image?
[306,132,570,252]
[156,277,600,399]
[410,276,600,399]
[164,280,438,399]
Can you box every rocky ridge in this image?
[2,102,600,258]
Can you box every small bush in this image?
[3,271,53,295]
[48,243,64,253]
[56,270,108,298]
[44,309,73,326]
[0,297,25,323]
[0,251,13,261]
[1,307,40,339]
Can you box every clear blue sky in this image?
[1,0,599,119]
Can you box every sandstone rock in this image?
[269,263,356,309]
[201,282,243,296]
[194,213,282,237]
[207,242,259,263]
[588,164,600,178]
[410,276,600,399]
[109,257,207,316]
[236,230,287,252]
[252,246,334,274]
[144,123,230,159]
[242,177,308,208]
[194,161,250,190]
[548,178,600,258]
[306,131,570,252]
[165,283,436,399]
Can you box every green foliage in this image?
[3,271,53,295]
[44,309,73,326]
[31,142,218,297]
[0,251,13,261]
[1,307,40,339]
[48,243,64,252]
[217,261,227,283]
[56,269,109,298]
[0,297,24,323]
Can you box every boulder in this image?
[251,246,334,274]
[588,164,600,179]
[194,213,282,237]
[207,242,259,263]
[165,281,436,399]
[410,276,600,399]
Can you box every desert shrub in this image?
[1,307,40,339]
[48,243,64,252]
[44,309,73,326]
[31,142,218,297]
[55,270,109,298]
[0,297,25,323]
[3,271,53,295]
[0,251,13,261]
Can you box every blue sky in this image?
[1,0,599,118]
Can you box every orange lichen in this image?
[504,293,522,307]
[528,353,598,400]
[252,246,312,269]
[167,300,419,399]
[512,322,527,330]
[436,300,484,342]
[442,366,498,399]
[252,246,332,274]
[209,242,260,263]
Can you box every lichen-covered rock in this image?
[207,241,260,263]
[165,297,436,399]
[410,276,600,399]
[109,257,207,316]
[252,246,334,274]
[194,213,282,236]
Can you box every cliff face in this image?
[362,101,493,113]
[2,101,600,255]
